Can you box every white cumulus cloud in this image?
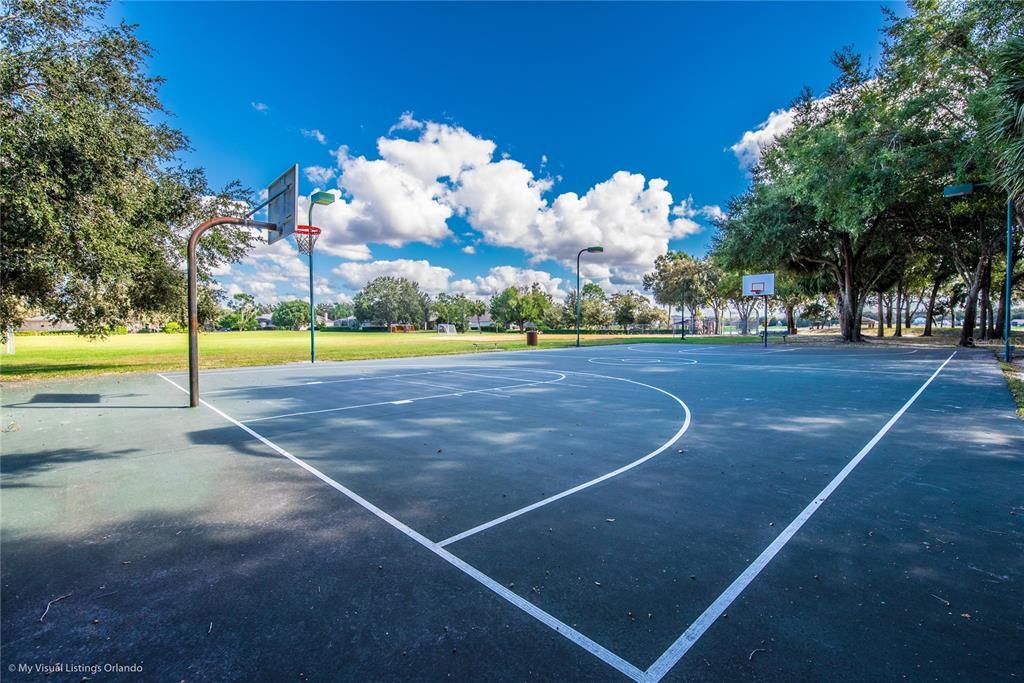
[303,165,337,185]
[389,111,424,133]
[332,259,454,294]
[302,128,327,144]
[450,266,567,299]
[297,115,715,288]
[730,108,796,171]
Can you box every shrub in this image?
[163,322,183,333]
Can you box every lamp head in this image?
[311,191,335,206]
[587,246,604,253]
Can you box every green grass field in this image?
[0,331,758,381]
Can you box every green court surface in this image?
[1,343,1022,681]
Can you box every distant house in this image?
[256,314,275,329]
[467,314,493,330]
[17,315,77,333]
[332,316,359,330]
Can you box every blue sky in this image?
[112,1,905,305]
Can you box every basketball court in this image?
[2,342,1022,681]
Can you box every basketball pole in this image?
[307,201,316,363]
[187,217,276,407]
[763,294,768,348]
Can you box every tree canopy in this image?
[1,0,255,337]
[353,277,428,327]
[712,2,1024,344]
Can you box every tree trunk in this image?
[923,277,941,337]
[978,261,990,341]
[786,305,797,334]
[994,276,1007,340]
[960,257,988,347]
[884,293,893,329]
[894,279,903,338]
[877,290,884,337]
[840,274,862,342]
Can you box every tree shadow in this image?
[0,467,604,682]
[0,447,136,485]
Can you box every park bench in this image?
[758,330,790,343]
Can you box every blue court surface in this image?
[2,343,1022,681]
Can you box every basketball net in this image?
[294,225,321,255]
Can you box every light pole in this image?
[944,182,1015,361]
[576,246,604,347]
[680,280,687,340]
[306,191,335,363]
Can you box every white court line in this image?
[157,373,645,682]
[243,373,567,423]
[203,369,467,395]
[390,377,515,401]
[439,372,691,547]
[588,358,698,367]
[694,361,931,377]
[449,369,560,383]
[643,351,956,682]
[389,377,467,392]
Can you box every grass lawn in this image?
[0,331,758,381]
[1000,361,1024,417]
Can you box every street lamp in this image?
[306,191,335,363]
[943,182,1014,361]
[576,246,604,347]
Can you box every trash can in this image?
[526,330,539,347]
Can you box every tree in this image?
[488,284,553,330]
[718,271,759,335]
[609,291,648,332]
[522,284,555,329]
[580,283,613,328]
[353,276,424,327]
[489,287,522,330]
[634,297,665,331]
[432,293,473,330]
[715,51,930,343]
[702,259,727,334]
[987,37,1024,201]
[330,301,354,319]
[0,0,256,337]
[881,1,1024,345]
[467,298,487,331]
[272,300,310,330]
[221,293,257,331]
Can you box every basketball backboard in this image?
[742,272,775,296]
[266,164,299,244]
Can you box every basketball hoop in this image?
[294,224,321,255]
